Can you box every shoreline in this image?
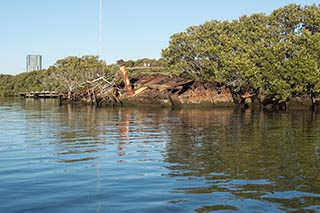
[57,74,320,112]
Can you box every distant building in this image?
[26,55,42,72]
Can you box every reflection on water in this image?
[164,109,320,212]
[0,97,320,212]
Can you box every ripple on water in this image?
[1,101,320,212]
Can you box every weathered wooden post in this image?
[117,59,134,94]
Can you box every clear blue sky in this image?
[1,0,319,75]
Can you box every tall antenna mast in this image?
[99,0,103,56]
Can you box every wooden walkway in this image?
[19,91,61,98]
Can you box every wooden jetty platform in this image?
[19,91,61,98]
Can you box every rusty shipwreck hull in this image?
[119,75,235,107]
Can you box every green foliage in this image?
[0,55,110,96]
[0,55,165,96]
[0,74,14,96]
[0,70,50,96]
[46,55,108,94]
[162,4,320,101]
[2,3,320,103]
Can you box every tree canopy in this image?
[0,56,109,97]
[46,55,108,96]
[1,4,319,104]
[162,4,320,101]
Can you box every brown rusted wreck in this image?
[120,74,234,107]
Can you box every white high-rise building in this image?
[26,55,42,72]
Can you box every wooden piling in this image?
[117,59,134,94]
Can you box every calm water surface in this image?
[0,98,320,212]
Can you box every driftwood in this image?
[85,75,122,106]
[62,74,123,106]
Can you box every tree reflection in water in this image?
[163,108,320,211]
[5,98,320,212]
